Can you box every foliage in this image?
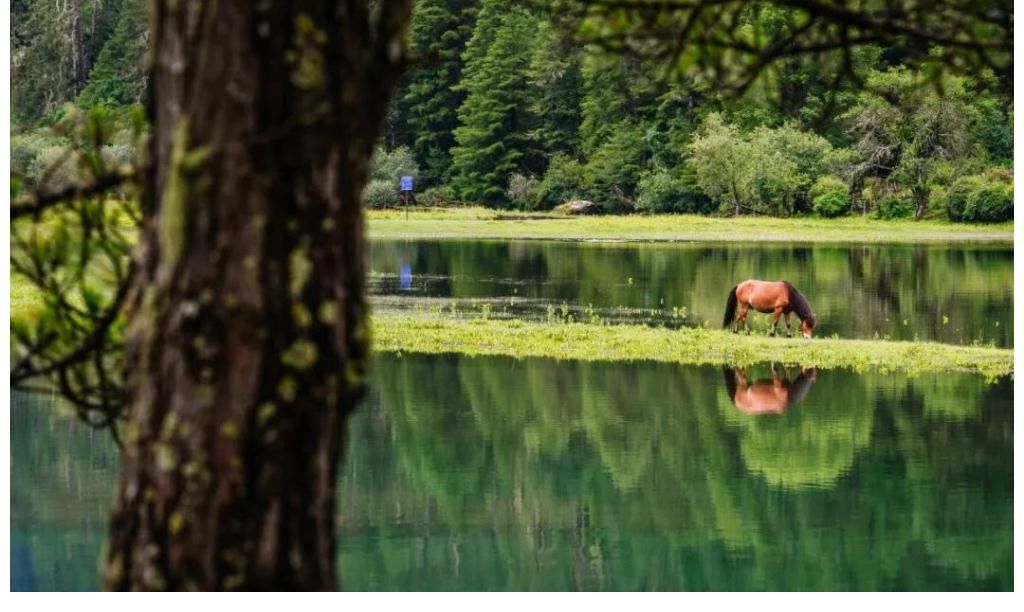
[13,1,1013,219]
[74,0,148,110]
[363,180,400,208]
[582,122,648,210]
[876,195,915,220]
[10,107,145,436]
[845,68,972,219]
[534,153,590,209]
[941,167,1015,224]
[12,0,140,124]
[810,176,850,218]
[370,146,419,183]
[506,173,540,208]
[688,114,832,216]
[963,182,1013,224]
[449,2,543,204]
[635,167,711,214]
[363,146,421,208]
[399,0,480,186]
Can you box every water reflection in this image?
[723,366,816,415]
[368,240,1014,347]
[10,355,1014,591]
[399,262,412,291]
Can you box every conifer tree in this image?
[449,2,542,204]
[401,0,480,187]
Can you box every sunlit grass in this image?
[368,207,1013,243]
[11,268,1011,377]
[371,311,1013,378]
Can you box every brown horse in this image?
[722,280,816,338]
[723,365,817,415]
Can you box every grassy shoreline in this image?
[371,312,1013,378]
[368,207,1013,244]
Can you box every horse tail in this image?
[722,284,739,328]
[723,367,738,402]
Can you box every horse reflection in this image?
[723,365,816,415]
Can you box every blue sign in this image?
[400,176,414,191]
[399,262,412,290]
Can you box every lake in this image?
[11,354,1013,591]
[368,240,1013,347]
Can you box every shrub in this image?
[535,154,589,209]
[635,168,711,213]
[419,185,460,207]
[506,173,540,209]
[944,170,1013,223]
[370,146,419,184]
[363,179,399,208]
[941,176,976,222]
[30,145,83,191]
[10,132,52,182]
[101,143,135,170]
[964,182,1013,223]
[875,194,914,219]
[810,176,850,218]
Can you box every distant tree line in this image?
[10,0,1014,223]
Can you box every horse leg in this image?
[771,307,782,337]
[784,311,792,337]
[735,302,749,334]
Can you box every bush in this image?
[635,168,711,213]
[535,154,590,209]
[419,185,460,207]
[370,146,419,184]
[30,145,83,191]
[810,175,850,218]
[363,179,399,208]
[506,173,540,209]
[943,170,1013,223]
[875,194,914,219]
[941,176,976,222]
[964,183,1013,223]
[10,132,52,181]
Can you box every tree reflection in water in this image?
[9,354,1014,591]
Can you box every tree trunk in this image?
[71,0,86,91]
[104,0,412,591]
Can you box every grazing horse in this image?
[723,365,817,415]
[722,280,816,338]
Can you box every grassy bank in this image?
[371,312,1013,378]
[368,207,1013,244]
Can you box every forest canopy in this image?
[11,0,1014,222]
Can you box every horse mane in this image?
[784,281,815,326]
[785,369,816,408]
[722,367,737,402]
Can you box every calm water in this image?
[11,355,1013,591]
[368,240,1013,347]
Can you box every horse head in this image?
[800,312,816,338]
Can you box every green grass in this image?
[371,311,1013,378]
[12,272,1011,377]
[368,207,1013,244]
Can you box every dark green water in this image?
[368,240,1013,347]
[11,355,1013,591]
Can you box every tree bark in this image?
[104,0,412,591]
[70,0,86,91]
